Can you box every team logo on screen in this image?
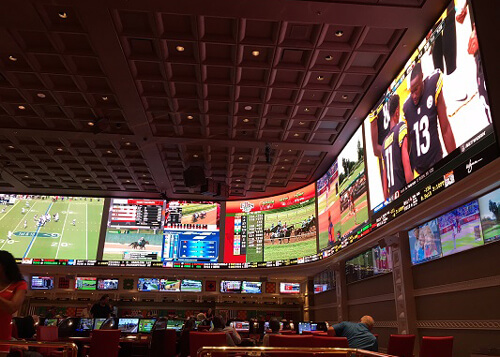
[240,201,254,213]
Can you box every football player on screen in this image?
[403,62,456,176]
[381,94,413,200]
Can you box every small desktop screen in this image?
[44,319,58,327]
[241,281,262,294]
[220,280,241,293]
[166,319,184,331]
[138,319,156,333]
[75,277,97,291]
[93,318,106,330]
[230,321,250,332]
[264,321,284,331]
[31,276,54,290]
[298,322,311,334]
[97,278,119,290]
[76,318,93,332]
[118,318,140,333]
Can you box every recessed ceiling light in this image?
[145,181,150,184]
[18,105,26,110]
[125,142,131,146]
[251,50,260,57]
[244,105,252,111]
[37,93,46,98]
[239,156,243,160]
[87,121,94,126]
[288,149,292,152]
[243,118,249,123]
[325,55,333,61]
[24,175,29,178]
[342,94,348,100]
[193,154,199,158]
[284,159,288,162]
[8,55,17,62]
[299,121,305,125]
[335,30,344,37]
[187,115,194,120]
[58,12,68,19]
[85,178,90,181]
[236,184,239,187]
[142,174,147,177]
[176,46,185,52]
[126,180,130,183]
[307,159,310,162]
[294,133,299,137]
[8,145,14,149]
[102,96,108,101]
[281,166,285,169]
[317,75,325,81]
[304,108,310,112]
[275,180,279,183]
[236,179,241,182]
[106,150,112,154]
[57,148,63,151]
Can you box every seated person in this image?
[197,313,210,327]
[211,316,235,346]
[178,317,196,357]
[327,315,378,352]
[223,319,242,345]
[262,317,281,346]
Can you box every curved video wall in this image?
[2,0,498,269]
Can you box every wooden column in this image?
[334,261,348,322]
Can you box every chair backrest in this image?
[387,334,416,357]
[280,330,296,335]
[190,332,228,357]
[269,335,314,357]
[89,330,121,357]
[312,336,349,348]
[36,326,59,356]
[150,329,177,357]
[197,324,211,332]
[100,318,118,330]
[419,336,453,357]
[58,317,78,338]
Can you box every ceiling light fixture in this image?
[18,105,26,110]
[304,108,310,112]
[24,175,29,178]
[58,12,68,19]
[85,178,90,181]
[8,55,17,62]
[244,105,252,111]
[294,133,299,137]
[251,50,260,57]
[102,96,108,101]
[193,154,199,158]
[317,75,324,81]
[281,166,285,169]
[37,93,46,98]
[106,150,112,154]
[145,181,150,184]
[142,174,147,177]
[288,149,292,152]
[87,121,94,126]
[243,118,249,123]
[125,142,131,146]
[126,180,130,183]
[284,159,288,162]
[187,115,194,120]
[325,55,333,61]
[57,148,63,151]
[239,156,243,160]
[342,94,348,100]
[236,179,241,182]
[335,30,344,37]
[176,46,185,52]
[8,145,14,149]
[299,121,305,125]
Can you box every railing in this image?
[197,347,396,357]
[0,340,78,357]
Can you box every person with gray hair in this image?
[327,315,378,351]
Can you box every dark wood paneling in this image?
[347,273,394,300]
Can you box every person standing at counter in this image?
[90,294,112,318]
[0,251,28,352]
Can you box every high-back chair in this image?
[150,329,177,357]
[387,334,416,357]
[312,336,348,348]
[419,336,453,357]
[269,335,314,357]
[36,326,59,356]
[189,332,228,357]
[85,330,121,357]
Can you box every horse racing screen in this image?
[224,183,317,263]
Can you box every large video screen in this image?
[0,195,104,260]
[478,188,500,243]
[102,199,165,261]
[364,0,496,228]
[224,183,317,263]
[317,126,369,251]
[409,219,443,265]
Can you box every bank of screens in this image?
[180,280,202,292]
[159,280,180,292]
[241,281,262,294]
[0,194,104,260]
[221,280,241,293]
[76,318,93,332]
[167,320,184,331]
[97,278,119,290]
[31,276,54,290]
[75,277,97,290]
[102,198,165,261]
[138,319,156,333]
[478,187,500,243]
[345,246,393,284]
[138,278,159,292]
[364,0,495,226]
[313,269,335,294]
[44,319,58,326]
[231,321,250,332]
[317,126,370,252]
[280,282,300,294]
[224,183,317,263]
[118,318,139,333]
[93,318,106,330]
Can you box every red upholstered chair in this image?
[197,325,211,332]
[279,330,296,335]
[189,332,228,357]
[36,326,59,356]
[312,336,348,348]
[387,334,416,357]
[419,336,453,357]
[269,335,314,357]
[150,329,177,357]
[301,330,313,335]
[84,330,121,357]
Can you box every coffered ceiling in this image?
[0,0,448,199]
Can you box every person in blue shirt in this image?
[327,315,378,351]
